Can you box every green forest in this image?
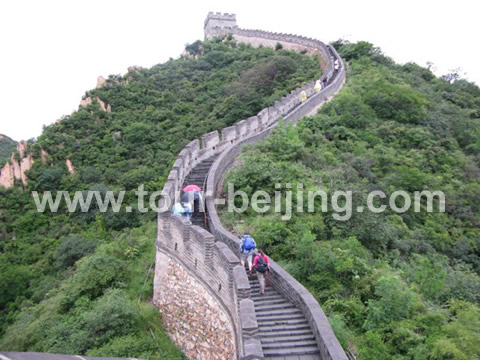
[221,41,480,359]
[0,135,17,165]
[0,38,322,358]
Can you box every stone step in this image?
[256,313,305,323]
[182,180,207,186]
[256,308,302,317]
[183,179,207,184]
[184,174,209,180]
[262,345,320,357]
[251,297,286,306]
[188,164,213,169]
[257,318,309,328]
[259,328,314,338]
[262,340,318,351]
[259,324,311,334]
[250,288,278,296]
[250,285,276,293]
[186,167,211,173]
[266,354,322,360]
[261,334,315,344]
[255,303,296,312]
[249,294,284,303]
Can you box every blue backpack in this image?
[242,235,255,251]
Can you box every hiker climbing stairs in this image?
[181,154,218,229]
[248,273,323,359]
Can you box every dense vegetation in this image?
[0,134,17,165]
[0,38,322,358]
[222,41,480,359]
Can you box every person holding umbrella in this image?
[182,185,202,216]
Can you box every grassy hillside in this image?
[221,41,480,359]
[0,134,17,165]
[0,38,323,358]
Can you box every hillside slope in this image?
[221,41,480,359]
[0,38,323,359]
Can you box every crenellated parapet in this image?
[204,12,237,40]
[155,13,347,360]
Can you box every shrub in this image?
[54,234,97,269]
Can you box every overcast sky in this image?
[0,0,478,141]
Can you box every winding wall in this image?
[154,13,347,360]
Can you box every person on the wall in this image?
[183,201,193,220]
[253,249,270,295]
[314,79,322,92]
[172,201,192,220]
[300,90,307,102]
[322,78,328,88]
[172,202,185,217]
[239,232,256,274]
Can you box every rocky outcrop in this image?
[0,162,15,188]
[79,96,111,112]
[96,75,106,88]
[66,158,75,174]
[40,149,48,164]
[0,141,34,188]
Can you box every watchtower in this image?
[204,12,237,40]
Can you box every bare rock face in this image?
[127,65,142,73]
[80,96,93,107]
[19,154,33,185]
[40,149,48,164]
[17,141,27,158]
[0,162,14,188]
[96,76,106,88]
[66,158,75,174]
[0,141,34,188]
[79,96,111,112]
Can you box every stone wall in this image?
[154,252,236,360]
[155,14,347,360]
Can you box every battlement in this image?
[204,12,237,26]
[204,12,237,39]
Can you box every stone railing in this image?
[155,21,347,360]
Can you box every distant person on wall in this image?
[172,201,192,220]
[322,78,328,88]
[334,59,340,71]
[239,232,256,274]
[183,201,192,220]
[253,249,270,295]
[172,202,185,217]
[300,90,307,102]
[314,80,322,92]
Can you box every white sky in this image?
[0,0,478,141]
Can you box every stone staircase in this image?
[248,273,322,359]
[181,155,218,229]
[182,156,324,359]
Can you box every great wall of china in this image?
[154,12,348,360]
